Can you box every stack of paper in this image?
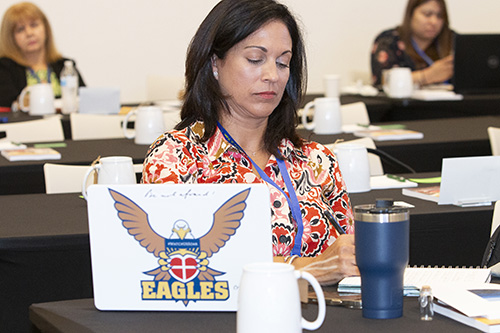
[433,283,500,332]
[338,266,491,297]
[353,129,423,141]
[1,147,61,161]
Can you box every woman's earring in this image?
[213,71,219,79]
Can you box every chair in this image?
[340,102,370,126]
[490,201,500,237]
[44,163,93,194]
[488,127,500,156]
[0,116,64,143]
[146,75,184,101]
[44,163,144,194]
[70,113,128,140]
[325,137,384,176]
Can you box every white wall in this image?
[1,0,499,103]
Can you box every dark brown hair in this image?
[398,0,453,68]
[177,0,307,157]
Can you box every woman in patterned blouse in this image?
[371,0,454,87]
[143,0,358,284]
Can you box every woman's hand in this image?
[423,55,454,84]
[275,234,359,285]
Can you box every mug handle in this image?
[18,86,31,112]
[301,101,316,130]
[295,270,326,331]
[82,164,100,200]
[122,109,137,139]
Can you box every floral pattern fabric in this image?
[143,121,354,257]
[371,28,419,87]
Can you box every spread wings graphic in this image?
[108,188,250,282]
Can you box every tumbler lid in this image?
[354,198,409,223]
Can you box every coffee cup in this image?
[18,83,55,115]
[354,199,409,319]
[122,106,165,145]
[324,74,340,98]
[237,262,325,333]
[334,143,370,193]
[302,97,342,134]
[382,67,413,98]
[82,156,136,199]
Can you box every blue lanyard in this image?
[217,122,303,256]
[411,39,450,84]
[411,38,434,67]
[28,66,51,83]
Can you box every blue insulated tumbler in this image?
[354,199,409,319]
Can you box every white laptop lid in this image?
[87,183,272,311]
[439,156,500,206]
[78,87,120,114]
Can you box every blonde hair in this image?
[0,2,61,66]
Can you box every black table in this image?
[299,115,500,173]
[305,93,500,123]
[29,296,478,333]
[0,186,493,332]
[2,116,498,195]
[0,193,92,333]
[0,138,149,195]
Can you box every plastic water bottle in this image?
[419,285,434,321]
[60,60,78,114]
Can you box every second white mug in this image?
[335,143,371,193]
[18,83,55,115]
[122,106,166,145]
[237,262,325,333]
[301,97,342,135]
[82,156,136,199]
[383,67,413,98]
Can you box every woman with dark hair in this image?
[371,0,454,87]
[143,0,358,284]
[0,2,85,109]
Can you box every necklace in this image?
[250,145,265,157]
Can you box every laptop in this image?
[86,183,272,311]
[453,34,500,95]
[439,155,500,206]
[78,87,121,114]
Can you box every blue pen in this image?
[325,210,346,235]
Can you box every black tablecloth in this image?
[0,138,149,195]
[29,297,478,333]
[299,115,500,173]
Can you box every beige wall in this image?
[1,0,499,103]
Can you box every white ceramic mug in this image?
[122,106,165,145]
[237,262,326,333]
[335,143,371,193]
[18,83,55,115]
[302,97,342,134]
[82,156,136,199]
[383,67,413,98]
[324,74,340,98]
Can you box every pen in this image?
[325,210,346,235]
[387,174,406,182]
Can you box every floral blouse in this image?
[143,121,354,257]
[371,28,420,87]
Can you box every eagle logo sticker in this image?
[108,187,251,306]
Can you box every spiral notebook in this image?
[338,266,491,297]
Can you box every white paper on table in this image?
[411,89,463,101]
